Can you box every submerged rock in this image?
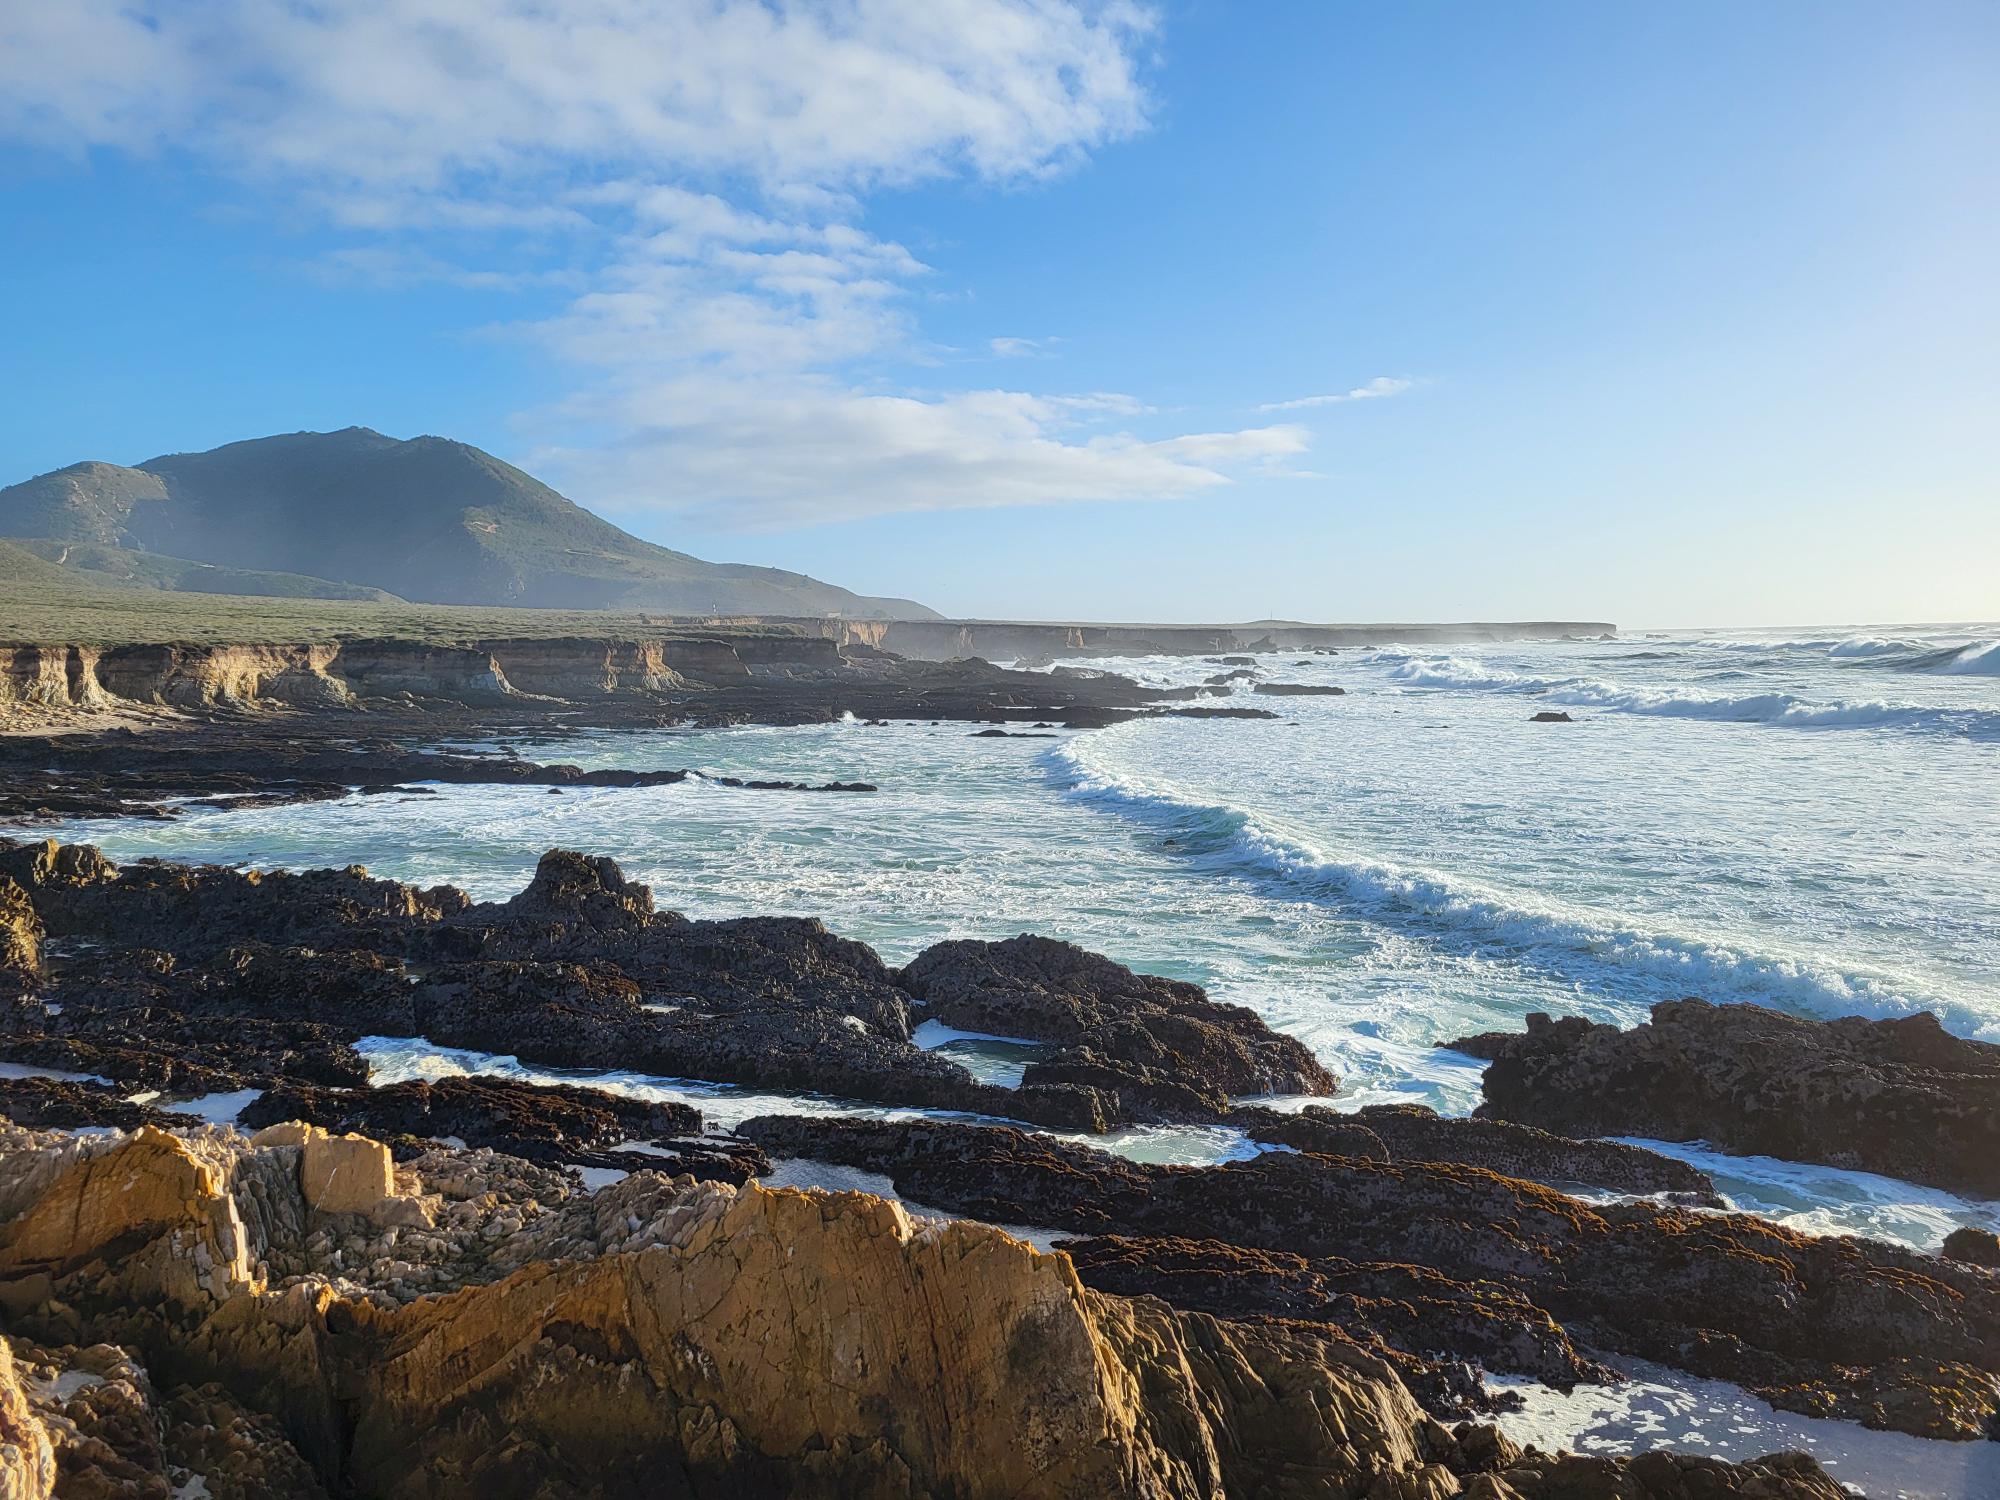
[1450,999,2000,1196]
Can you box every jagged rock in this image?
[251,1121,428,1226]
[1943,1226,2000,1268]
[493,848,654,936]
[0,844,466,960]
[0,1126,254,1312]
[0,1125,1845,1499]
[737,1114,2000,1441]
[1,985,368,1095]
[3,1335,330,1500]
[901,933,1336,1117]
[1233,1103,1720,1203]
[0,1340,55,1500]
[1527,711,1572,723]
[1058,1233,1611,1419]
[1450,999,2000,1196]
[0,881,42,996]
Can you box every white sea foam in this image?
[355,1036,1261,1165]
[0,1061,113,1086]
[1493,1356,1999,1500]
[1608,1138,2000,1250]
[1051,737,1997,1041]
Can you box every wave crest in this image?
[1050,737,1993,1041]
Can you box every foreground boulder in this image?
[1447,999,2000,1196]
[739,1113,2000,1442]
[0,1124,1848,1498]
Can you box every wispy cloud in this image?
[1260,376,1416,411]
[534,378,1310,529]
[0,1,1308,527]
[990,336,1051,358]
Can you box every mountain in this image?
[0,428,938,619]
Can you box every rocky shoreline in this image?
[0,832,1994,1493]
[1446,1001,2000,1197]
[0,644,1287,823]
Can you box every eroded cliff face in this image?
[0,1123,1851,1499]
[1,643,356,710]
[0,633,853,712]
[0,648,109,712]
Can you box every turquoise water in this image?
[44,627,2000,1249]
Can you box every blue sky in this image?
[2,1,1995,627]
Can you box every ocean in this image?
[47,624,2000,1497]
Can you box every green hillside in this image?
[11,539,402,602]
[0,427,936,619]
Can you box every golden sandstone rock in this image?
[0,1125,1851,1499]
[0,1341,55,1500]
[0,1126,252,1313]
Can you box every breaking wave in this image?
[1049,738,1995,1041]
[1379,657,2000,738]
[1933,640,2000,676]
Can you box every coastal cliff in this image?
[0,634,839,712]
[0,617,1611,715]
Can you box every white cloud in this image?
[1260,376,1415,411]
[0,1,1322,529]
[534,378,1308,527]
[0,0,1154,192]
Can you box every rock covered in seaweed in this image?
[737,1112,2000,1442]
[1233,1102,1721,1203]
[0,839,1331,1135]
[1448,999,2000,1196]
[901,933,1337,1116]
